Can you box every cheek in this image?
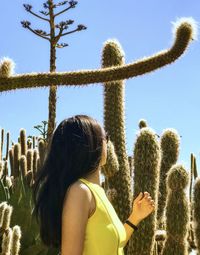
[102,141,107,158]
[104,144,107,159]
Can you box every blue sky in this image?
[0,0,200,177]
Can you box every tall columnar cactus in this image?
[0,19,196,92]
[10,225,22,255]
[8,149,14,178]
[188,153,198,251]
[102,39,133,226]
[101,140,119,179]
[161,164,190,255]
[0,202,22,255]
[0,129,10,162]
[38,139,46,168]
[157,128,180,230]
[0,129,4,161]
[27,149,33,173]
[19,156,27,178]
[193,177,200,255]
[13,144,21,179]
[1,227,13,255]
[127,127,161,255]
[20,129,27,156]
[33,149,38,180]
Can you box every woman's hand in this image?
[130,191,155,223]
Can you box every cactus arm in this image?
[0,20,195,93]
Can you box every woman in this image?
[33,114,155,255]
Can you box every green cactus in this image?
[1,227,13,255]
[127,127,161,255]
[5,132,10,161]
[0,57,15,78]
[193,155,198,180]
[101,140,119,179]
[0,178,8,203]
[157,128,180,230]
[193,177,200,255]
[128,156,133,178]
[20,129,27,157]
[0,129,4,161]
[13,144,21,179]
[10,225,22,255]
[0,126,56,254]
[101,39,133,235]
[38,140,46,169]
[0,162,3,179]
[161,164,190,255]
[33,149,38,180]
[27,150,33,173]
[0,20,196,92]
[0,17,198,255]
[1,204,13,232]
[0,129,9,162]
[139,119,148,129]
[0,202,22,255]
[8,149,14,178]
[3,160,9,177]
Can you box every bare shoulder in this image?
[63,180,92,212]
[61,181,92,254]
[67,180,92,197]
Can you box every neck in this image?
[84,167,101,185]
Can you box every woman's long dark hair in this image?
[32,114,105,249]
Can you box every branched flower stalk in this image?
[21,0,87,145]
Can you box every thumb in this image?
[134,192,143,203]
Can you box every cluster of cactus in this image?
[0,17,198,255]
[0,201,21,255]
[104,118,200,255]
[99,19,199,255]
[0,128,60,255]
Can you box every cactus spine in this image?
[157,129,180,230]
[161,164,190,255]
[0,21,195,92]
[102,39,132,227]
[127,127,161,255]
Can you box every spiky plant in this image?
[127,127,161,255]
[0,19,196,91]
[161,164,190,255]
[101,40,133,255]
[193,177,200,255]
[157,128,180,230]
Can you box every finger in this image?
[135,192,144,203]
[145,198,155,206]
[148,202,155,208]
[150,202,155,208]
[144,195,152,201]
[148,198,154,203]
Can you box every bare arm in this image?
[123,214,141,247]
[122,191,155,247]
[61,183,91,255]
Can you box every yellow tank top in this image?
[79,177,127,255]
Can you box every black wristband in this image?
[125,220,138,231]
